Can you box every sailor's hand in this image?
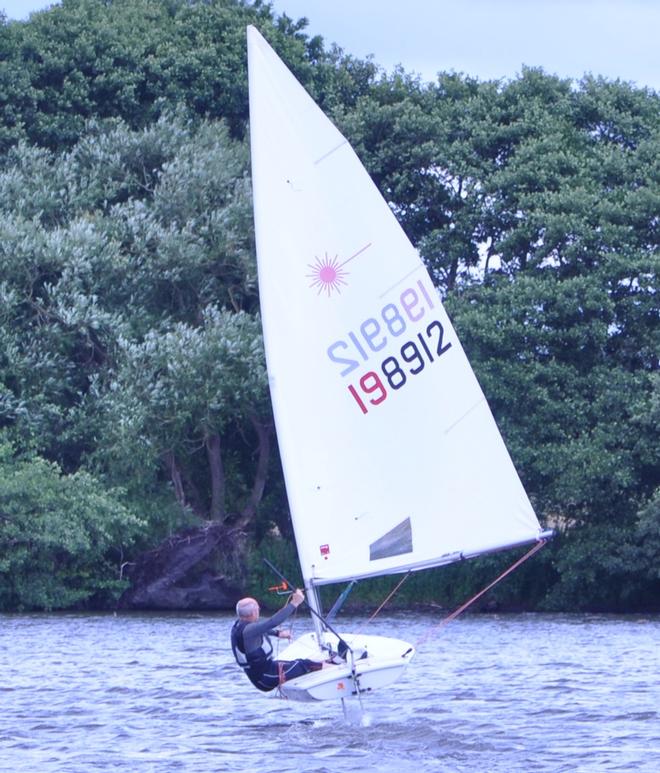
[290,588,305,607]
[277,629,292,639]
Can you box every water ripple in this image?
[1,612,659,772]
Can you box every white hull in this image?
[277,632,415,702]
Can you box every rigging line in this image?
[414,539,548,650]
[280,595,297,645]
[263,557,353,654]
[354,571,412,638]
[276,599,297,698]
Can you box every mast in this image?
[304,581,326,645]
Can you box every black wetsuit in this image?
[230,602,323,691]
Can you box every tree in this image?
[0,0,657,611]
[100,307,270,526]
[0,0,371,151]
[0,436,143,610]
[337,67,659,609]
[0,111,273,607]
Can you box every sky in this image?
[3,0,659,91]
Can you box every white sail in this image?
[247,26,543,589]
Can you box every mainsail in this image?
[247,26,544,590]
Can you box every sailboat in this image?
[247,26,551,703]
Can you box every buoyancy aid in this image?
[231,620,273,676]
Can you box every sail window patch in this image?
[369,518,413,561]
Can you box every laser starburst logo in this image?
[306,244,372,297]
[307,253,348,296]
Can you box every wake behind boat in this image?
[246,26,550,704]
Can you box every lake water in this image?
[1,611,658,772]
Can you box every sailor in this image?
[230,589,333,691]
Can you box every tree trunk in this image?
[206,431,225,522]
[163,449,186,509]
[447,255,458,291]
[180,464,206,518]
[234,415,271,530]
[117,521,243,610]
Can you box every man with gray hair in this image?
[230,588,330,691]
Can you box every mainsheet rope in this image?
[353,571,412,639]
[414,539,547,650]
[276,596,298,693]
[276,539,546,690]
[356,540,547,647]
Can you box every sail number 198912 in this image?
[326,278,452,414]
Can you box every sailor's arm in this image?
[245,588,305,636]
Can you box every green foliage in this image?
[98,306,268,518]
[0,0,369,151]
[339,64,658,610]
[0,436,144,610]
[635,487,660,582]
[245,531,301,606]
[113,306,267,435]
[0,111,256,478]
[542,524,659,612]
[0,104,272,606]
[0,0,656,611]
[2,0,256,148]
[445,273,657,609]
